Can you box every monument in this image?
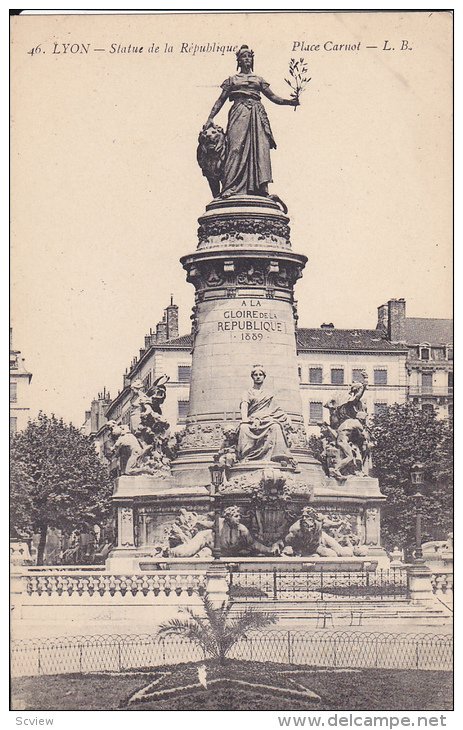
[107,45,386,571]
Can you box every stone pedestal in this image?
[205,563,230,607]
[107,474,211,571]
[107,197,389,570]
[172,196,318,489]
[407,562,435,605]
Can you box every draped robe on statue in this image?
[220,74,276,196]
[237,387,292,461]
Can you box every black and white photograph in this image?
[9,9,453,717]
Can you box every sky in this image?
[10,11,452,426]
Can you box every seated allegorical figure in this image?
[237,365,294,464]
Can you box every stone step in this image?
[229,599,451,623]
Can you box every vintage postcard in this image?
[10,10,453,716]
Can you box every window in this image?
[352,368,364,383]
[10,417,17,434]
[447,346,453,361]
[178,365,191,383]
[374,369,388,386]
[143,372,152,390]
[448,372,453,390]
[178,400,189,420]
[331,368,344,385]
[10,382,17,403]
[374,402,388,417]
[298,366,302,381]
[309,367,323,384]
[420,347,430,361]
[422,403,434,415]
[421,373,433,393]
[309,402,323,423]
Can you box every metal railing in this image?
[408,386,452,397]
[229,568,408,602]
[11,630,452,678]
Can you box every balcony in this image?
[408,386,453,398]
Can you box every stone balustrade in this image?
[23,570,207,599]
[431,571,453,596]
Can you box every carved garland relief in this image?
[198,217,291,246]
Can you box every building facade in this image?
[10,329,32,434]
[84,297,452,447]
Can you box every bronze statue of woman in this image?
[205,45,299,198]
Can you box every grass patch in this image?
[11,661,453,711]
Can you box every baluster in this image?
[103,575,112,596]
[36,577,46,596]
[198,574,206,595]
[176,574,186,596]
[186,573,195,596]
[152,574,160,596]
[130,575,138,596]
[141,575,149,596]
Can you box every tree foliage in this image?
[370,403,453,554]
[158,596,277,664]
[10,412,113,564]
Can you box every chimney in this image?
[387,298,406,342]
[156,320,168,343]
[144,335,151,349]
[90,399,99,433]
[166,295,179,340]
[377,304,388,332]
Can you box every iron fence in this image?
[228,568,408,601]
[11,630,452,678]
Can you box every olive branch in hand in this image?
[285,57,311,111]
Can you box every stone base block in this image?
[113,474,210,499]
[407,562,436,605]
[105,547,154,572]
[317,476,385,500]
[205,563,229,607]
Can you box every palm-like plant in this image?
[157,596,277,665]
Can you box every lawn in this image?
[11,661,453,712]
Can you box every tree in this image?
[370,403,452,554]
[157,596,277,665]
[10,412,113,565]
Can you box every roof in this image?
[404,318,453,346]
[151,329,407,353]
[296,328,406,352]
[162,334,194,348]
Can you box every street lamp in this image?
[410,462,425,563]
[209,463,224,560]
